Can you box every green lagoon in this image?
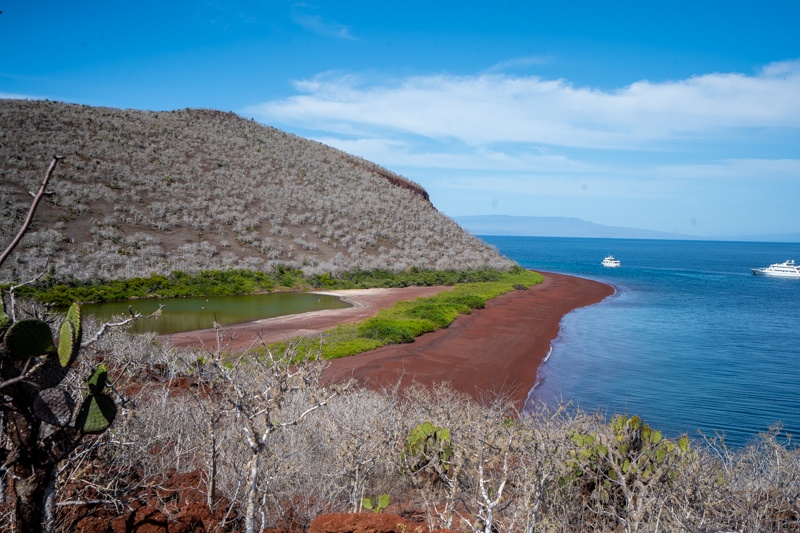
[81,293,351,335]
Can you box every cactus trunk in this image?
[3,410,56,533]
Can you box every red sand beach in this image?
[322,273,613,408]
[163,273,613,409]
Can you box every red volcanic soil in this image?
[163,272,613,410]
[322,272,614,409]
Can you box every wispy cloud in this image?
[0,92,42,100]
[291,3,357,40]
[484,55,552,73]
[314,136,588,173]
[244,60,800,234]
[249,60,800,149]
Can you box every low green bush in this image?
[10,266,539,306]
[406,303,462,328]
[358,317,436,344]
[322,338,385,359]
[434,291,486,311]
[270,268,544,360]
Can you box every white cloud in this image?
[313,136,587,172]
[248,60,800,149]
[0,92,40,100]
[243,59,800,235]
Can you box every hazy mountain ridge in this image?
[456,215,800,243]
[0,99,513,282]
[455,215,695,239]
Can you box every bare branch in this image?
[0,357,45,392]
[81,305,164,347]
[0,156,62,269]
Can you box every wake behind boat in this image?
[602,255,621,268]
[751,259,800,278]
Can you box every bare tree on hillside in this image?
[196,336,350,533]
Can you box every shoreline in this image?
[322,272,614,410]
[162,272,614,410]
[161,285,452,352]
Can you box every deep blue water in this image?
[480,236,800,448]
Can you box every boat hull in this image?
[752,260,800,277]
[752,268,800,278]
[602,255,621,268]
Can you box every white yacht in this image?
[751,259,800,278]
[602,255,621,268]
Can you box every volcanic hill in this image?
[0,99,511,282]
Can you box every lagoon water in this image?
[81,292,351,335]
[481,236,800,448]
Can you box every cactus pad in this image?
[34,388,76,427]
[404,421,453,475]
[76,393,117,434]
[57,303,82,367]
[27,355,69,390]
[87,364,109,395]
[3,319,57,361]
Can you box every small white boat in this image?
[602,255,621,268]
[751,259,800,278]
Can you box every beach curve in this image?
[322,272,614,409]
[162,272,613,410]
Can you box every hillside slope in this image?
[0,100,512,282]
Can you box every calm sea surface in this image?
[480,236,800,448]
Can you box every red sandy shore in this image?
[322,272,614,409]
[163,273,613,410]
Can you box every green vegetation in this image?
[403,421,453,476]
[269,267,541,360]
[566,414,692,526]
[9,269,280,307]
[6,266,531,307]
[319,266,510,288]
[361,493,390,513]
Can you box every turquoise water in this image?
[81,292,351,335]
[481,236,800,448]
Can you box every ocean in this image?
[480,236,800,448]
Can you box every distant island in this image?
[455,215,800,243]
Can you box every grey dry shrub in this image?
[0,99,514,284]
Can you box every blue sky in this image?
[2,1,800,237]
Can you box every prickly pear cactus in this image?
[362,493,390,513]
[0,157,122,532]
[3,318,57,362]
[33,388,76,427]
[76,364,117,434]
[57,303,81,368]
[76,391,117,434]
[0,303,116,433]
[566,415,691,507]
[403,421,453,476]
